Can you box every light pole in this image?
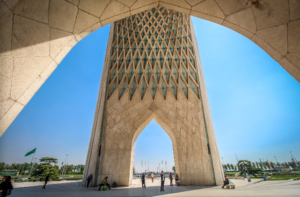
[274,156,279,165]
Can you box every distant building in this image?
[273,166,291,172]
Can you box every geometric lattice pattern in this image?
[107,7,200,100]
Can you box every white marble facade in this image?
[83,7,224,187]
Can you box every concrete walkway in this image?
[9,178,300,197]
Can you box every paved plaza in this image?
[10,178,300,197]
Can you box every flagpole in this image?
[28,150,36,177]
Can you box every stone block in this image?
[12,0,49,23]
[215,0,251,16]
[159,2,190,15]
[0,1,13,56]
[54,38,78,65]
[186,0,205,6]
[17,60,58,105]
[50,28,74,59]
[252,0,289,30]
[278,56,300,80]
[256,24,287,56]
[222,21,253,39]
[0,102,23,136]
[0,56,13,79]
[66,0,80,6]
[288,20,300,53]
[11,56,52,101]
[100,0,130,21]
[0,75,11,101]
[12,15,50,57]
[49,0,78,32]
[73,10,99,34]
[289,0,300,21]
[251,35,282,62]
[285,53,300,70]
[130,0,158,11]
[225,7,256,33]
[79,0,110,18]
[192,0,225,19]
[0,99,15,119]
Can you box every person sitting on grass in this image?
[221,176,229,188]
[98,176,111,190]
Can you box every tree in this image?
[237,160,261,177]
[172,166,176,173]
[66,165,74,174]
[230,164,234,171]
[39,157,58,164]
[133,167,136,175]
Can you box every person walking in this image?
[151,173,154,183]
[42,174,50,189]
[141,173,146,189]
[86,174,93,188]
[0,176,13,197]
[160,171,165,192]
[169,172,173,186]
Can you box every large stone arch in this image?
[0,0,299,137]
[82,9,225,186]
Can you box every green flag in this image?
[25,148,36,157]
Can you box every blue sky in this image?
[0,17,299,172]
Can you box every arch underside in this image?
[99,86,214,186]
[0,0,300,137]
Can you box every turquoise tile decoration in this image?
[129,77,137,99]
[126,53,131,68]
[172,64,178,83]
[137,64,143,83]
[170,78,177,99]
[189,78,199,98]
[180,65,187,82]
[107,7,201,100]
[163,63,170,83]
[154,63,160,83]
[108,79,117,98]
[128,64,134,83]
[119,78,127,99]
[180,78,188,98]
[150,77,157,99]
[160,78,167,99]
[140,77,147,99]
[145,64,151,83]
[119,65,125,83]
[109,66,117,83]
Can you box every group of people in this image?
[141,171,181,191]
[0,176,13,197]
[86,174,112,191]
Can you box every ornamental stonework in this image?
[107,7,200,101]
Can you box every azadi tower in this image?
[84,7,224,186]
[0,0,299,186]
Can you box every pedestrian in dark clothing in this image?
[42,174,50,189]
[160,171,165,192]
[221,176,229,188]
[87,174,93,188]
[0,176,13,197]
[169,172,173,186]
[141,174,146,189]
